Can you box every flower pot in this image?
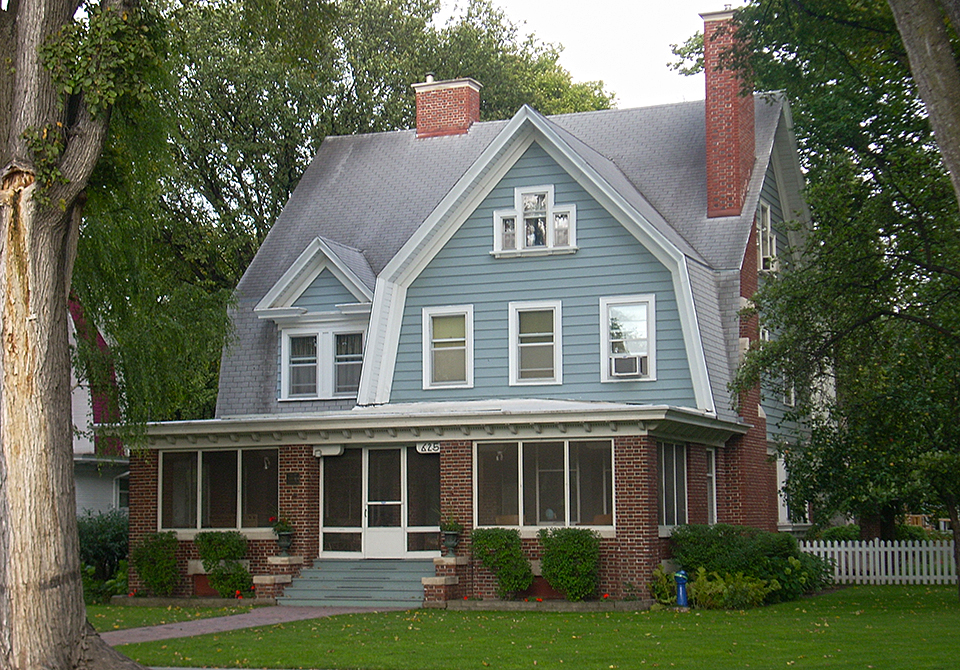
[276,531,294,556]
[442,530,460,556]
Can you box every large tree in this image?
[698,1,960,574]
[0,0,157,665]
[73,0,615,426]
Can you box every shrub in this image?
[688,567,777,610]
[671,524,832,604]
[896,524,931,542]
[77,508,128,581]
[194,531,252,598]
[816,524,861,542]
[131,532,180,597]
[649,565,676,606]
[471,528,533,599]
[538,527,600,601]
[82,559,129,604]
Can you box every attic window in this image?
[493,185,577,257]
[757,201,778,272]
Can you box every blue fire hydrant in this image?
[674,570,689,607]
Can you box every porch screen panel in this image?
[323,449,362,527]
[477,442,519,526]
[407,449,440,527]
[522,442,565,525]
[202,450,238,528]
[570,441,612,526]
[161,451,197,528]
[241,449,278,528]
[368,449,401,527]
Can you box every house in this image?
[130,8,809,602]
[69,298,128,515]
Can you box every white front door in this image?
[364,448,405,557]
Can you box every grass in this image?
[87,603,255,631]
[113,586,959,669]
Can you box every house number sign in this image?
[416,442,441,454]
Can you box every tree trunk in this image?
[0,0,149,665]
[887,0,960,213]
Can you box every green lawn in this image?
[88,603,254,631]
[115,586,959,669]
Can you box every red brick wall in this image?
[127,444,318,596]
[609,435,659,598]
[440,440,474,593]
[704,13,755,218]
[415,83,481,138]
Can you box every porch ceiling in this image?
[139,400,749,450]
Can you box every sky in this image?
[438,1,745,109]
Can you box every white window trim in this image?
[599,295,656,382]
[757,201,778,273]
[705,448,717,525]
[492,185,578,258]
[280,326,365,400]
[421,305,474,390]
[508,300,562,386]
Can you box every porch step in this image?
[278,559,435,608]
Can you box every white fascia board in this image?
[357,277,406,406]
[676,259,717,415]
[254,237,373,314]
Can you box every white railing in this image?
[800,540,956,585]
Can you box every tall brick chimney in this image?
[702,8,755,218]
[412,75,482,138]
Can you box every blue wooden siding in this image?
[292,269,357,312]
[390,142,697,405]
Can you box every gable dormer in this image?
[255,237,374,400]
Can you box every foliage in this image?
[649,565,676,606]
[813,525,861,542]
[77,508,129,581]
[131,532,180,597]
[688,567,777,610]
[40,0,161,117]
[269,517,293,534]
[73,0,615,428]
[470,527,533,599]
[670,524,831,604]
[194,531,252,598]
[83,560,128,605]
[668,2,960,579]
[111,587,960,669]
[439,517,464,533]
[537,527,600,602]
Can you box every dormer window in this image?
[281,329,364,400]
[493,185,576,257]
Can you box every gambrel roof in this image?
[217,94,807,422]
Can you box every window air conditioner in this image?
[611,354,647,377]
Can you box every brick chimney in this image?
[702,8,755,218]
[412,75,482,138]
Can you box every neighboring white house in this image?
[69,302,127,515]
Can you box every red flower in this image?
[603,593,609,599]
[536,597,543,602]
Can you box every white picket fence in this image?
[799,540,956,585]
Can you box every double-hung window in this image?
[600,295,655,381]
[282,330,364,399]
[757,201,778,272]
[493,186,576,257]
[658,442,687,534]
[509,301,562,385]
[705,447,717,525]
[422,306,474,389]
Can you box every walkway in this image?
[101,604,405,646]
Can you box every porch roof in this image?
[142,400,749,450]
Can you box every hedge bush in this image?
[194,531,252,598]
[688,567,777,609]
[77,508,128,581]
[538,527,600,601]
[670,524,832,604]
[471,527,533,599]
[131,532,180,596]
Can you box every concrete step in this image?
[279,559,435,608]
